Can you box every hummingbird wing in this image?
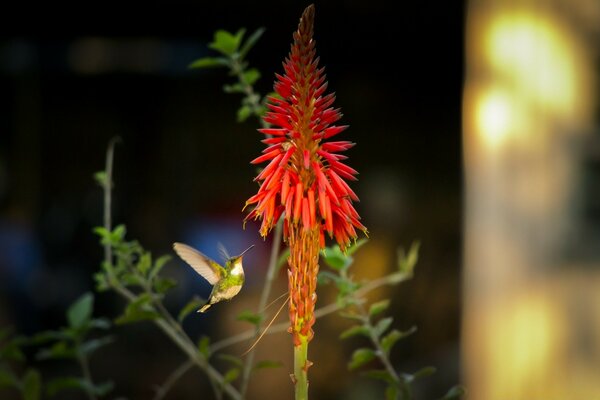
[173,242,225,285]
[217,242,231,262]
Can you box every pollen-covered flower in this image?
[244,5,366,251]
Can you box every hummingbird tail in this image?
[198,303,212,313]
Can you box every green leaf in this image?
[88,318,111,330]
[93,227,110,243]
[110,225,126,244]
[398,241,420,275]
[93,171,108,187]
[80,336,114,356]
[339,325,370,340]
[188,57,229,69]
[317,271,339,286]
[252,360,282,371]
[239,27,265,59]
[385,384,400,400]
[223,83,245,93]
[67,293,94,330]
[136,252,152,275]
[46,377,84,396]
[114,294,159,325]
[348,348,376,371]
[178,296,205,323]
[0,368,17,388]
[405,366,436,383]
[369,299,390,317]
[218,354,243,368]
[22,369,41,400]
[209,29,245,56]
[36,341,75,360]
[374,317,393,339]
[29,330,70,345]
[237,105,252,122]
[322,245,350,270]
[439,385,466,400]
[362,369,395,384]
[198,336,211,359]
[149,254,171,281]
[223,368,240,384]
[346,238,368,256]
[236,310,262,326]
[381,330,402,356]
[0,340,26,362]
[154,277,177,294]
[242,68,260,85]
[339,311,365,322]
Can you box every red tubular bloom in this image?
[245,5,367,346]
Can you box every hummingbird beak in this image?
[238,244,255,258]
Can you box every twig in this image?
[103,136,120,266]
[153,359,195,400]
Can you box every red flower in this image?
[245,4,366,252]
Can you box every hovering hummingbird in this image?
[173,242,254,313]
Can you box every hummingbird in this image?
[173,242,254,313]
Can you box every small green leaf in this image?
[398,241,420,275]
[178,296,205,323]
[317,271,339,286]
[80,336,114,356]
[252,360,282,371]
[154,277,177,294]
[439,385,466,400]
[93,227,110,243]
[369,299,390,317]
[93,171,108,187]
[90,381,114,396]
[110,225,126,244]
[46,377,84,396]
[115,294,159,325]
[339,311,365,322]
[237,105,252,122]
[239,27,265,59]
[242,68,260,85]
[136,252,152,275]
[405,366,436,383]
[188,57,229,69]
[385,384,400,400]
[339,325,369,340]
[209,29,245,56]
[198,336,211,359]
[218,354,243,368]
[0,368,17,388]
[29,330,70,345]
[22,369,41,400]
[346,238,368,256]
[223,368,240,384]
[68,292,95,330]
[223,83,245,93]
[36,341,75,360]
[149,254,171,281]
[236,310,262,326]
[362,369,395,384]
[381,330,401,355]
[374,317,393,338]
[348,348,376,371]
[322,245,350,270]
[88,317,111,330]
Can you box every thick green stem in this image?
[293,338,309,400]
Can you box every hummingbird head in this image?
[229,244,255,264]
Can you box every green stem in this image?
[230,58,268,128]
[293,339,309,400]
[239,217,283,398]
[153,359,194,400]
[76,344,97,400]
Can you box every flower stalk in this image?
[245,4,366,398]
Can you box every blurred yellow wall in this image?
[463,1,600,399]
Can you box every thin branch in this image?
[240,217,284,397]
[103,136,120,266]
[153,359,195,400]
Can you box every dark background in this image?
[0,1,464,398]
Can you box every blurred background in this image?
[0,0,598,399]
